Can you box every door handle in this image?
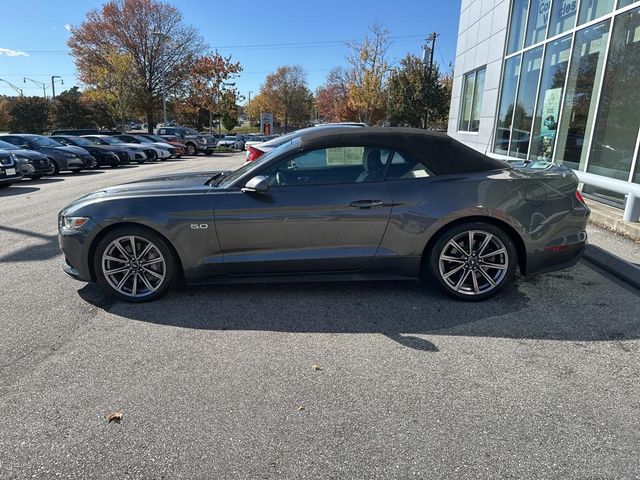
[349,200,385,209]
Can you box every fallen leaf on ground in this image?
[312,364,322,371]
[297,405,305,411]
[107,411,123,423]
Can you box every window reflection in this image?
[587,6,640,191]
[578,0,615,25]
[494,56,521,155]
[530,35,572,161]
[526,0,552,46]
[508,0,530,53]
[509,46,544,159]
[549,0,578,37]
[555,21,610,170]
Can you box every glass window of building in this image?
[507,0,530,53]
[526,0,552,46]
[458,68,486,132]
[509,46,544,158]
[530,35,573,160]
[549,0,579,37]
[578,0,615,25]
[587,6,640,191]
[555,20,610,170]
[494,56,522,155]
[619,0,636,7]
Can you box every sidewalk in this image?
[587,224,640,266]
[585,198,640,242]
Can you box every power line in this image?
[21,33,429,54]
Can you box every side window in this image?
[262,146,392,186]
[159,129,166,135]
[385,151,432,180]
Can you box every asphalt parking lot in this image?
[1,154,639,479]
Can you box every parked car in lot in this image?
[155,127,216,156]
[114,134,174,161]
[137,134,185,158]
[50,135,127,168]
[217,135,244,150]
[82,135,148,164]
[0,150,22,188]
[0,139,53,179]
[58,127,590,302]
[245,124,365,162]
[0,134,96,173]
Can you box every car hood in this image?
[12,149,48,160]
[55,145,91,157]
[102,171,231,195]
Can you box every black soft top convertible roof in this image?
[298,127,510,175]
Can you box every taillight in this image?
[575,190,586,205]
[247,146,264,162]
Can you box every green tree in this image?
[49,86,95,129]
[387,54,451,129]
[8,97,50,134]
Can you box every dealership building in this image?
[448,0,640,211]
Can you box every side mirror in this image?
[241,175,270,193]
[21,143,31,149]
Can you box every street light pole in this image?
[152,32,171,126]
[248,91,253,134]
[51,76,63,98]
[24,77,47,98]
[0,78,23,96]
[422,32,439,130]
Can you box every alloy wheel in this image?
[438,230,509,296]
[101,235,166,298]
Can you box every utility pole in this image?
[51,76,63,98]
[248,91,253,134]
[422,32,439,130]
[24,77,47,98]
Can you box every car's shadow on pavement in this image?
[77,266,640,352]
[0,186,40,197]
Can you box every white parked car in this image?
[114,134,173,161]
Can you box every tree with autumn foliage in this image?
[68,0,206,132]
[344,24,390,125]
[257,65,312,133]
[316,67,356,123]
[175,53,242,131]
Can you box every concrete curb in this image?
[583,245,640,290]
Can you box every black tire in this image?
[186,143,197,156]
[50,159,60,174]
[31,175,42,180]
[427,222,517,301]
[147,150,158,162]
[93,226,177,303]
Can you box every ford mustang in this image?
[58,128,589,302]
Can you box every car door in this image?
[215,146,394,274]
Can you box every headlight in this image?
[61,216,90,230]
[61,152,77,159]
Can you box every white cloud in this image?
[64,24,72,32]
[0,47,28,57]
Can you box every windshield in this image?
[68,136,94,147]
[96,136,120,145]
[142,134,165,142]
[215,138,301,188]
[0,140,18,150]
[133,135,153,143]
[183,128,199,135]
[28,135,63,147]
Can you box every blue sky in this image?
[0,0,461,99]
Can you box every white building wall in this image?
[448,0,510,154]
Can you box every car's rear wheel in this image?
[428,222,517,301]
[94,227,176,302]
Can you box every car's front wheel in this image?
[94,227,177,302]
[428,222,517,301]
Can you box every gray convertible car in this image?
[58,128,589,302]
